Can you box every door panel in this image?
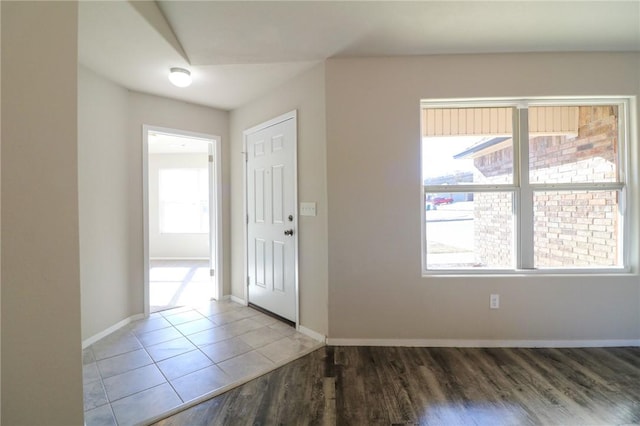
[254,168,266,223]
[273,241,285,292]
[246,116,296,322]
[255,238,266,288]
[272,165,284,224]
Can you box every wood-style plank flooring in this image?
[153,346,640,425]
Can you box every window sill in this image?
[422,267,634,278]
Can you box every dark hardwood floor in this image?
[153,346,640,425]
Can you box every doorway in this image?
[244,111,298,324]
[143,126,223,315]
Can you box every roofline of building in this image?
[453,137,511,159]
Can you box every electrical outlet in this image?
[490,294,500,309]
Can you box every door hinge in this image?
[247,276,250,286]
[208,154,214,163]
[210,268,215,277]
[247,214,249,224]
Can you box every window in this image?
[159,168,209,234]
[421,100,628,272]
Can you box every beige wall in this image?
[0,0,3,416]
[79,66,133,340]
[149,153,209,259]
[78,73,229,339]
[230,64,328,336]
[1,2,84,424]
[128,92,230,307]
[325,53,640,342]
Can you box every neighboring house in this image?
[424,172,473,203]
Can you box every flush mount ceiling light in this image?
[168,67,192,88]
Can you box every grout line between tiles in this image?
[86,301,319,426]
[137,342,325,426]
[148,358,186,405]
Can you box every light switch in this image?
[299,202,317,217]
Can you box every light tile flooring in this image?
[149,260,212,313]
[83,300,323,426]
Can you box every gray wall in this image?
[325,53,640,343]
[79,66,133,341]
[230,63,329,336]
[2,3,84,424]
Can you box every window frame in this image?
[421,97,631,275]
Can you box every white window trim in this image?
[421,97,632,276]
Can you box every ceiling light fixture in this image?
[168,67,192,88]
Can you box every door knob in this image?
[284,229,294,236]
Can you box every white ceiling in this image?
[79,1,640,111]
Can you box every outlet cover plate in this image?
[490,294,500,309]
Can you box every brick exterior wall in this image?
[473,106,618,267]
[473,191,513,267]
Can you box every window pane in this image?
[422,107,514,185]
[529,105,619,184]
[162,202,202,233]
[159,168,209,234]
[160,169,200,202]
[534,190,620,268]
[426,192,513,269]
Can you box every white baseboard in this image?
[230,295,247,306]
[325,338,640,348]
[82,314,145,349]
[298,326,326,343]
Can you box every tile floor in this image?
[83,300,323,426]
[149,260,213,313]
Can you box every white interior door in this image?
[246,114,297,322]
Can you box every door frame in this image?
[142,125,223,317]
[242,110,299,327]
